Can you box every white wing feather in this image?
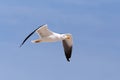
[36,24,53,37]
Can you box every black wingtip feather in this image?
[20,24,45,47]
[62,40,72,62]
[67,58,70,62]
[65,46,72,62]
[20,29,36,47]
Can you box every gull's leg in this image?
[31,39,42,43]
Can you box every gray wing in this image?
[20,24,45,47]
[62,34,73,62]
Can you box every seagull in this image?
[20,24,73,62]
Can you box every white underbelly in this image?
[41,36,63,42]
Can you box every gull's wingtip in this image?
[19,44,23,48]
[19,42,25,47]
[67,59,70,62]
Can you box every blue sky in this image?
[0,0,120,80]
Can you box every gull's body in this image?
[20,24,73,62]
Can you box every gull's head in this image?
[61,33,71,40]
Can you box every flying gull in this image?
[20,24,73,62]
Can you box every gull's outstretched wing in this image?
[62,34,73,62]
[36,24,53,37]
[20,24,45,47]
